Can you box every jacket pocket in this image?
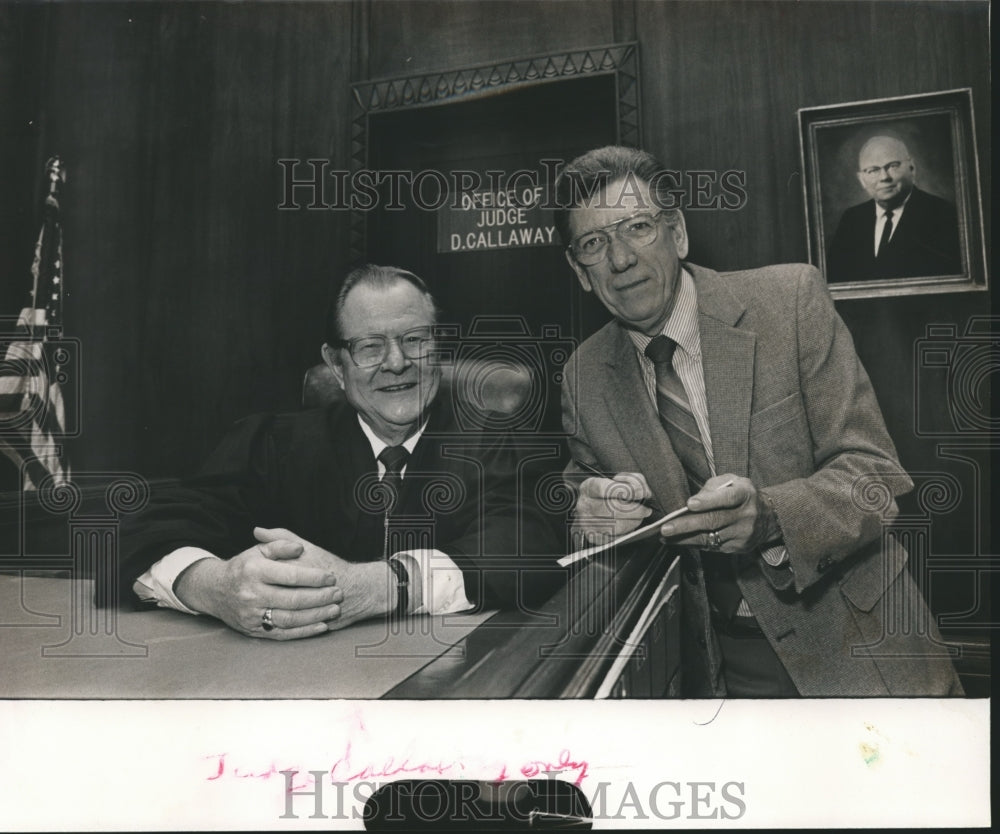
[749,392,805,435]
[838,535,909,612]
[748,392,813,484]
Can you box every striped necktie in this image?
[644,335,710,491]
[644,335,744,620]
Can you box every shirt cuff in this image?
[392,550,474,615]
[760,544,790,567]
[133,547,220,615]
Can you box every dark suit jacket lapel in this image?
[401,397,452,516]
[602,322,691,512]
[326,404,376,534]
[883,188,923,253]
[687,264,755,479]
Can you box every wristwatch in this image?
[386,558,409,617]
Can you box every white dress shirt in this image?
[133,414,474,618]
[872,191,910,255]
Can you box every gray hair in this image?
[553,145,682,245]
[326,264,438,342]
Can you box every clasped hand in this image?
[253,527,395,632]
[175,527,394,640]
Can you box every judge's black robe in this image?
[105,397,565,611]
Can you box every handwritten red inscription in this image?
[204,708,589,789]
[205,746,589,789]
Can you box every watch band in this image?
[386,558,409,618]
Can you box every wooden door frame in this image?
[348,42,641,262]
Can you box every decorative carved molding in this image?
[349,42,640,262]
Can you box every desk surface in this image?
[0,574,494,699]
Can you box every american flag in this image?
[0,157,70,491]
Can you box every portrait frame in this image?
[798,88,987,300]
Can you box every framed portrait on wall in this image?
[798,88,987,299]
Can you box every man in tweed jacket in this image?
[555,146,961,697]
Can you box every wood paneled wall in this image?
[2,0,990,578]
[0,5,47,318]
[630,2,991,555]
[364,0,619,79]
[360,2,991,563]
[5,2,356,476]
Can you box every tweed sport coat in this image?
[562,262,962,696]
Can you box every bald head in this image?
[856,135,915,209]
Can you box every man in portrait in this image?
[826,134,962,282]
[555,144,962,697]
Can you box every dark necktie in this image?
[376,445,410,560]
[876,209,894,257]
[377,445,410,516]
[644,335,743,620]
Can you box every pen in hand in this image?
[574,461,736,519]
[558,475,738,567]
[573,459,662,513]
[665,477,736,520]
